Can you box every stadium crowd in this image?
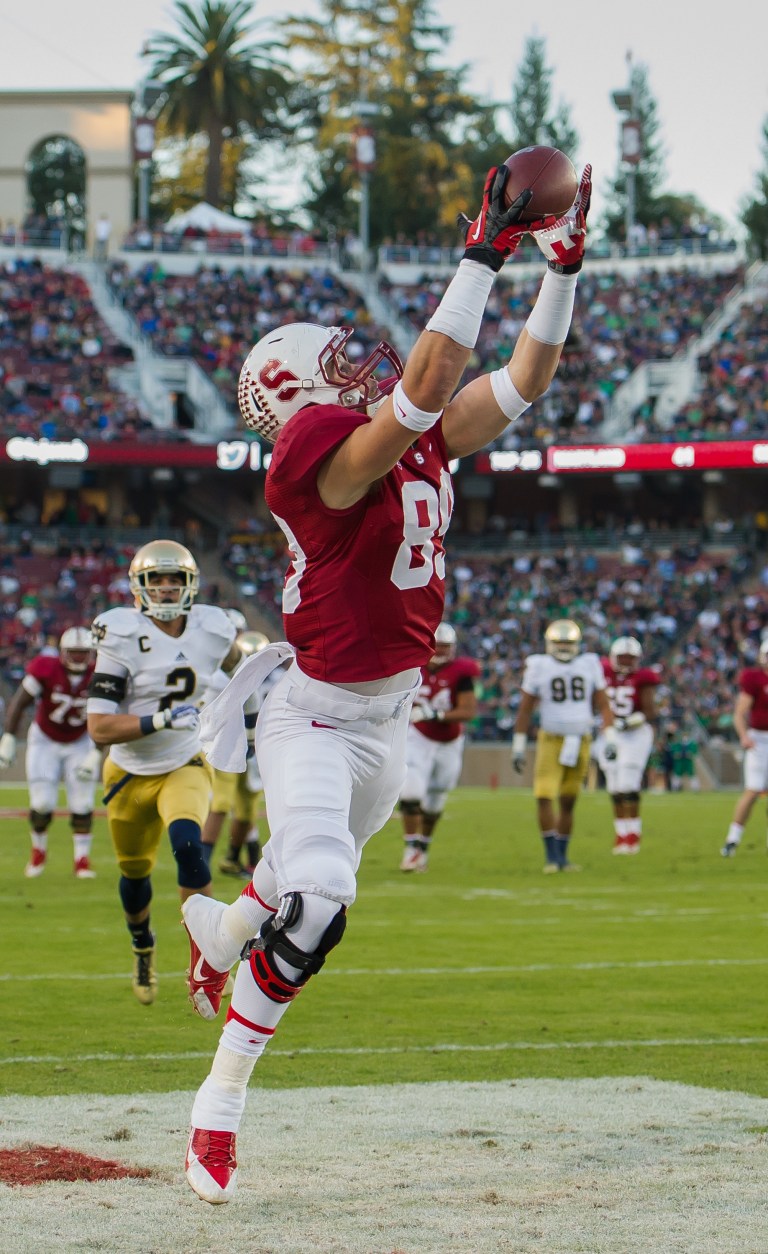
[0,258,157,442]
[629,298,768,442]
[104,261,392,404]
[385,264,746,449]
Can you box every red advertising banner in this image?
[1,437,269,471]
[475,441,768,475]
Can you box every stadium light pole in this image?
[611,51,641,249]
[351,46,379,273]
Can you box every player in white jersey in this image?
[86,540,241,1005]
[512,620,617,872]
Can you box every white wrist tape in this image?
[512,733,528,756]
[392,380,443,433]
[525,268,578,346]
[490,368,531,423]
[425,259,495,348]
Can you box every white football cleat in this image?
[186,1127,238,1204]
[74,857,96,879]
[400,846,428,872]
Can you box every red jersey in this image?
[415,656,480,742]
[23,654,94,743]
[739,668,768,730]
[601,659,660,719]
[266,404,453,682]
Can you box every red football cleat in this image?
[185,1127,238,1204]
[24,848,47,878]
[185,925,231,1020]
[74,856,96,879]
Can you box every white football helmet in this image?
[129,539,200,621]
[430,622,457,667]
[237,630,270,655]
[59,627,94,672]
[610,636,643,674]
[237,323,403,442]
[225,608,248,633]
[545,619,582,662]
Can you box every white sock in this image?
[221,860,280,951]
[31,832,47,853]
[73,834,92,860]
[727,822,744,845]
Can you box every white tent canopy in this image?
[165,202,247,234]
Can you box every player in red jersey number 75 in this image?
[182,158,592,1204]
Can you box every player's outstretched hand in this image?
[0,732,16,769]
[75,746,103,781]
[529,164,592,273]
[459,165,533,272]
[163,704,201,732]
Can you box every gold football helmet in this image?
[129,539,200,621]
[237,630,270,655]
[544,619,582,662]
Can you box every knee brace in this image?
[610,793,626,807]
[70,811,93,833]
[119,875,152,916]
[244,892,346,1005]
[29,810,53,833]
[399,799,423,817]
[168,819,210,889]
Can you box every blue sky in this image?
[0,0,765,233]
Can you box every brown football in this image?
[502,146,578,222]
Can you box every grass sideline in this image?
[1,785,767,1100]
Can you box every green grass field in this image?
[2,784,767,1102]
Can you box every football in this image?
[502,146,578,222]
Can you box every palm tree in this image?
[143,0,289,208]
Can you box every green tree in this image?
[742,116,768,260]
[26,135,86,234]
[603,60,666,241]
[282,0,501,245]
[143,0,290,209]
[508,36,578,159]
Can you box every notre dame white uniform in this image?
[88,605,236,773]
[522,652,605,798]
[523,652,605,736]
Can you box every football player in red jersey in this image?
[721,638,768,856]
[598,637,660,854]
[0,627,100,878]
[182,160,593,1204]
[398,622,480,872]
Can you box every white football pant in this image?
[26,723,98,813]
[255,662,419,907]
[400,727,465,813]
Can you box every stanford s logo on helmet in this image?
[238,323,403,443]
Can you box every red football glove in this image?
[529,164,592,273]
[459,165,533,272]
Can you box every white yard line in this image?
[3,1035,768,1067]
[2,955,767,983]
